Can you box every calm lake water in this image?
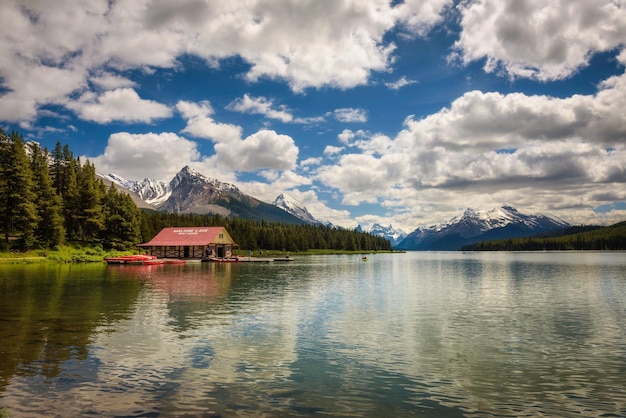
[0,252,625,417]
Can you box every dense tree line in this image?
[140,211,392,252]
[465,221,626,251]
[0,129,391,253]
[0,129,141,250]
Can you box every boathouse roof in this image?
[137,226,237,247]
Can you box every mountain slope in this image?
[398,206,569,251]
[365,224,407,247]
[105,166,304,224]
[273,193,318,224]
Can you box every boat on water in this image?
[105,255,190,265]
[273,256,294,262]
[105,255,156,264]
[164,259,186,264]
[210,257,242,263]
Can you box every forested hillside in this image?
[0,129,390,253]
[465,221,626,251]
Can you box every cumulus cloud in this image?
[177,100,243,143]
[333,108,368,123]
[316,72,626,226]
[89,132,200,181]
[384,76,417,90]
[227,94,293,123]
[176,100,300,173]
[69,88,172,123]
[213,129,298,171]
[0,0,452,123]
[453,0,626,81]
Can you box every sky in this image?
[1,0,625,232]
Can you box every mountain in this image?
[98,174,158,210]
[273,193,319,224]
[397,205,570,251]
[104,166,304,224]
[364,223,407,247]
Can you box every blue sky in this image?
[1,0,625,231]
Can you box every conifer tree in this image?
[50,141,65,194]
[62,156,81,240]
[29,143,65,248]
[76,160,105,242]
[0,130,38,248]
[102,184,141,249]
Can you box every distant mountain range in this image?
[397,206,570,250]
[101,167,570,250]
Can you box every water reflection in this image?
[0,253,625,417]
[0,264,142,386]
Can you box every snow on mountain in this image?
[368,223,407,247]
[102,173,169,206]
[398,205,569,251]
[273,193,318,224]
[170,166,242,197]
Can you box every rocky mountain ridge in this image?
[397,205,570,250]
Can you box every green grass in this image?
[0,246,400,263]
[0,245,135,263]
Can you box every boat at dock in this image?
[105,255,190,265]
[105,255,157,264]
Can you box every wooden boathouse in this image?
[137,227,238,259]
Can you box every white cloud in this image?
[176,100,214,119]
[90,132,200,181]
[300,157,322,168]
[69,88,172,123]
[315,72,626,227]
[324,146,345,156]
[213,129,298,171]
[177,100,242,143]
[227,94,293,123]
[0,0,452,123]
[453,0,626,81]
[90,73,137,90]
[384,76,417,90]
[333,108,368,123]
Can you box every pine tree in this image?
[76,160,105,242]
[0,130,38,248]
[62,156,81,240]
[102,184,141,249]
[29,143,65,248]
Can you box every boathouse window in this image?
[219,233,224,238]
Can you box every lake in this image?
[0,252,625,417]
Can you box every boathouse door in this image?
[217,246,224,258]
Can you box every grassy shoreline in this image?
[0,246,401,263]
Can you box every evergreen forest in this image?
[0,129,391,253]
[465,222,626,251]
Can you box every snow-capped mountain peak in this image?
[171,166,242,196]
[273,193,318,224]
[398,205,570,250]
[368,223,407,247]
